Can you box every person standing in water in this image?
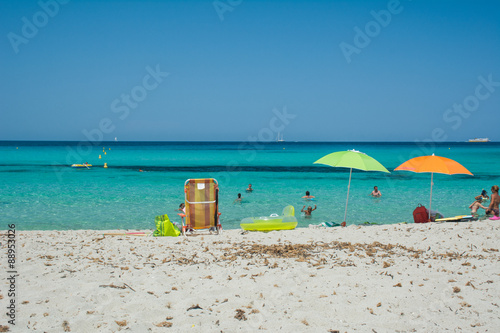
[246,184,253,192]
[477,189,489,201]
[301,205,317,217]
[370,186,381,197]
[234,193,243,204]
[302,191,315,200]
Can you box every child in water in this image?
[301,205,317,217]
[234,193,243,204]
[469,197,487,215]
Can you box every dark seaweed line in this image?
[1,164,499,179]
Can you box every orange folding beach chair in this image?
[183,178,222,235]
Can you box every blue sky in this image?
[1,0,499,142]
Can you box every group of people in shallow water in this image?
[231,184,500,219]
[469,186,500,217]
[174,184,500,222]
[233,186,383,218]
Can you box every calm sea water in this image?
[1,141,499,230]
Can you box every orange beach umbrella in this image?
[394,154,473,220]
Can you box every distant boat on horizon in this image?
[468,138,490,142]
[276,132,284,142]
[114,137,118,142]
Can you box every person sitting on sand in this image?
[301,205,317,217]
[469,197,487,215]
[370,186,381,197]
[302,191,315,200]
[234,193,243,204]
[485,185,500,217]
[246,184,253,192]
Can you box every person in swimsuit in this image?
[469,197,487,215]
[302,191,315,200]
[176,203,185,213]
[370,186,381,197]
[176,202,187,229]
[479,189,489,201]
[301,205,317,217]
[234,193,243,204]
[246,184,253,192]
[486,185,500,216]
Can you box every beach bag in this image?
[413,204,429,223]
[154,214,180,237]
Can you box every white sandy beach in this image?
[1,221,499,332]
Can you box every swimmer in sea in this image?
[478,189,489,201]
[302,191,315,200]
[234,193,243,204]
[301,205,317,217]
[370,186,381,197]
[246,184,253,192]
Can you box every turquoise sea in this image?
[1,141,499,230]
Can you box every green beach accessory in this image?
[154,214,180,237]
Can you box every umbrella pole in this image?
[429,172,433,221]
[344,168,352,223]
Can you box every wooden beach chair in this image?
[183,178,222,235]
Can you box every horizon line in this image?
[0,140,497,143]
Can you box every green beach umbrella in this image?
[314,150,390,224]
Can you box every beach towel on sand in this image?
[154,214,180,237]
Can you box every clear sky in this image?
[1,0,499,142]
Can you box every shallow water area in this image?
[1,141,499,230]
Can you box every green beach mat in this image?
[154,214,180,237]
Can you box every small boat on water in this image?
[468,138,490,142]
[71,163,92,168]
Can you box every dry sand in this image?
[1,220,499,332]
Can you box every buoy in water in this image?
[99,155,101,159]
[104,163,108,168]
